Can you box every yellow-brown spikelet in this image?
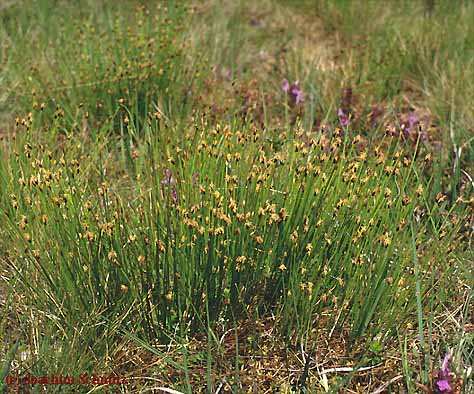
[156,239,166,253]
[385,165,394,175]
[378,232,391,247]
[397,218,407,231]
[290,229,298,243]
[402,195,411,206]
[436,192,447,203]
[120,284,129,293]
[375,153,385,166]
[324,233,332,245]
[416,184,424,197]
[268,213,280,225]
[279,207,289,221]
[19,215,28,230]
[83,231,95,242]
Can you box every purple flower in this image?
[290,84,304,104]
[407,113,418,128]
[400,112,419,138]
[161,169,175,185]
[434,353,453,393]
[192,171,199,186]
[282,79,304,105]
[437,379,451,392]
[161,169,178,202]
[398,112,428,142]
[338,108,349,127]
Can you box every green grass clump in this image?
[1,115,472,389]
[1,1,201,130]
[0,0,473,392]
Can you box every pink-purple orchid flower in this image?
[400,112,426,140]
[337,108,349,127]
[282,79,304,105]
[434,353,453,393]
[161,169,177,202]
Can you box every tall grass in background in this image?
[281,0,474,177]
[1,0,207,130]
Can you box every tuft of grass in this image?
[1,1,206,131]
[2,112,472,390]
[0,0,472,392]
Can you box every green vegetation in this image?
[1,0,472,393]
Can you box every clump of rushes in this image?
[1,115,471,354]
[5,2,202,131]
